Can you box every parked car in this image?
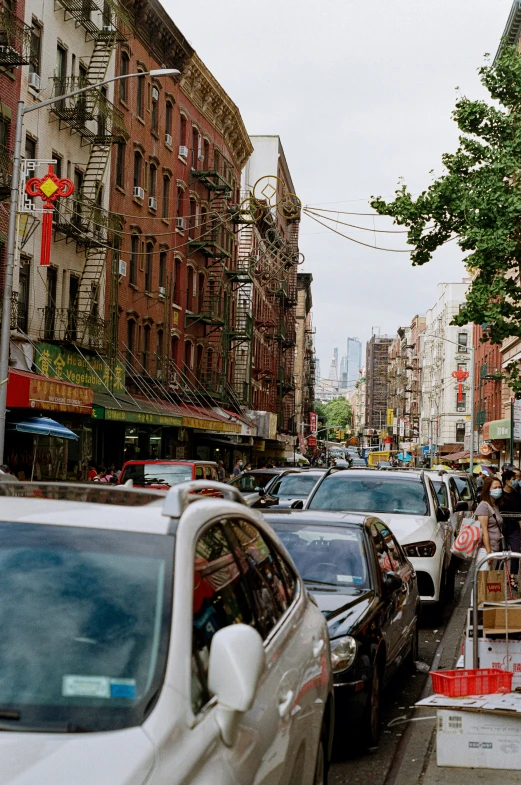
[118,459,219,490]
[305,469,453,619]
[0,480,334,785]
[228,467,304,507]
[349,458,368,468]
[375,461,392,471]
[425,470,476,535]
[266,469,328,508]
[264,509,419,748]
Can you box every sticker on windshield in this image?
[63,675,137,699]
[337,574,354,583]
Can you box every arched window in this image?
[145,242,153,292]
[116,143,125,189]
[142,324,151,371]
[127,320,136,365]
[133,151,143,190]
[171,335,180,365]
[159,250,167,290]
[189,198,197,238]
[203,138,210,169]
[179,114,187,147]
[191,127,199,170]
[173,257,182,304]
[149,163,157,198]
[198,272,205,312]
[130,235,139,285]
[119,52,129,102]
[196,344,204,376]
[165,102,173,141]
[151,85,159,132]
[186,266,194,311]
[136,71,145,118]
[184,340,193,370]
[162,176,170,219]
[176,185,184,218]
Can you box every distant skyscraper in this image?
[346,337,362,391]
[316,358,321,381]
[328,352,338,383]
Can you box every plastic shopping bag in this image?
[451,519,481,560]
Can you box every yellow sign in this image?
[182,416,241,434]
[387,408,394,427]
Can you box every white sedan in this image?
[0,480,334,785]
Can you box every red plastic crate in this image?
[430,668,513,697]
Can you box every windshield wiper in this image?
[303,578,338,586]
[0,710,93,733]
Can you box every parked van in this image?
[119,460,219,490]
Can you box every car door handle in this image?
[313,639,325,658]
[278,690,294,718]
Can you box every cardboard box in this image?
[437,709,521,769]
[478,570,508,605]
[464,638,521,688]
[483,607,521,634]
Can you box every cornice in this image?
[180,54,253,170]
[125,0,195,73]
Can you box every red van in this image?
[118,460,219,490]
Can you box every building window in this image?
[456,423,466,443]
[127,320,135,364]
[176,186,183,217]
[149,163,157,198]
[145,242,153,292]
[0,116,10,150]
[203,138,210,169]
[456,392,467,412]
[180,114,187,146]
[165,102,173,138]
[116,143,125,188]
[189,198,197,238]
[184,340,193,370]
[56,44,67,95]
[136,72,145,119]
[173,258,181,304]
[159,251,166,289]
[157,329,163,361]
[142,325,151,371]
[17,259,30,333]
[191,127,199,169]
[29,21,42,76]
[186,266,193,311]
[130,235,139,285]
[198,272,205,312]
[151,88,158,133]
[171,335,179,365]
[457,333,468,353]
[25,135,36,160]
[133,151,142,189]
[120,52,129,102]
[162,176,170,219]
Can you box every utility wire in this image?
[304,208,410,234]
[303,210,414,253]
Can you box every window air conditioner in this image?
[102,23,116,32]
[176,217,186,231]
[178,145,189,159]
[152,86,159,101]
[165,133,173,146]
[148,196,157,210]
[28,72,41,91]
[158,286,166,297]
[133,186,145,200]
[118,259,127,277]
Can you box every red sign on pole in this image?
[308,435,317,448]
[25,164,75,266]
[310,412,318,433]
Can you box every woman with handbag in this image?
[475,476,504,571]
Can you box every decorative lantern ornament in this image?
[25,164,75,266]
[452,368,470,403]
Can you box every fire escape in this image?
[43,0,129,349]
[186,150,237,403]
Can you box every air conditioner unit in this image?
[148,196,157,210]
[118,259,127,277]
[0,45,16,57]
[198,154,205,162]
[165,133,173,146]
[152,86,159,101]
[133,186,145,200]
[176,217,186,231]
[158,286,166,297]
[28,72,41,91]
[102,23,116,32]
[178,145,189,159]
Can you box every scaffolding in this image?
[365,334,393,430]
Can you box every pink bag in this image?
[451,520,481,560]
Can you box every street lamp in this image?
[422,334,475,474]
[0,68,180,462]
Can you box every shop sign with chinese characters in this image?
[93,407,182,427]
[6,371,93,414]
[34,342,126,393]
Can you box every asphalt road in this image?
[329,561,470,785]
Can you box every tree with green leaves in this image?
[371,45,521,394]
[324,397,352,430]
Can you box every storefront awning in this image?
[6,369,93,415]
[482,419,511,441]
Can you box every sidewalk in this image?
[385,562,520,785]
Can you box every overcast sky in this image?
[165,0,513,375]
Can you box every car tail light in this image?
[404,541,437,558]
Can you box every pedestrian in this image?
[217,460,226,481]
[475,476,504,571]
[87,464,97,481]
[500,469,521,588]
[232,458,243,477]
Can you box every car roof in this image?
[263,510,372,526]
[321,468,423,479]
[122,459,217,466]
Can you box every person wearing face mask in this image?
[475,476,504,571]
[500,470,521,587]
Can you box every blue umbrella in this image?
[10,417,79,440]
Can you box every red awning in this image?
[6,369,93,415]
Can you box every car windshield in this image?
[0,522,173,732]
[230,472,276,492]
[121,463,192,487]
[271,474,319,499]
[453,475,473,501]
[309,474,429,515]
[271,522,370,590]
[432,480,449,507]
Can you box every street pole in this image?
[469,345,475,475]
[0,68,178,464]
[511,398,515,465]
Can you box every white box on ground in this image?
[437,709,521,769]
[463,637,521,689]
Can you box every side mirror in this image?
[291,499,304,509]
[208,624,265,747]
[437,506,450,522]
[455,500,469,512]
[257,487,265,496]
[383,571,402,593]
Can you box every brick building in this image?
[473,325,502,448]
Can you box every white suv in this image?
[0,481,334,785]
[305,469,454,618]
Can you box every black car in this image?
[264,510,420,748]
[229,468,327,509]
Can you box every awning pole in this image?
[31,435,38,482]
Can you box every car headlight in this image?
[330,636,357,674]
[404,540,437,558]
